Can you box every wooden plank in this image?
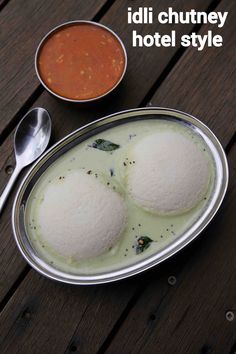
[149,1,236,148]
[106,142,236,354]
[0,0,109,303]
[0,0,8,11]
[0,139,27,301]
[104,1,236,351]
[0,0,212,137]
[1,143,235,353]
[0,0,213,302]
[0,271,140,353]
[0,0,108,137]
[1,0,235,353]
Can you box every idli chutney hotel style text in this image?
[128,7,228,51]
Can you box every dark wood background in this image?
[0,0,235,353]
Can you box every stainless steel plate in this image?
[12,107,229,285]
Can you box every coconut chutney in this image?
[25,119,215,275]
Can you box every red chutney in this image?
[37,23,126,100]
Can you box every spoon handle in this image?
[0,165,22,215]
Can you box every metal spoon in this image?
[0,107,51,214]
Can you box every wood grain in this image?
[0,0,213,302]
[0,0,212,138]
[0,0,9,11]
[0,272,140,353]
[0,0,236,353]
[105,1,236,351]
[0,0,108,137]
[149,0,236,148]
[0,272,140,354]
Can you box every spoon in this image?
[0,107,51,214]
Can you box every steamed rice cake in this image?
[127,131,211,215]
[37,170,127,260]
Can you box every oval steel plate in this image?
[12,107,229,285]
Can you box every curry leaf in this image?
[136,236,153,254]
[91,139,120,152]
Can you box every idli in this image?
[127,131,211,215]
[38,170,127,260]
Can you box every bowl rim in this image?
[34,20,128,103]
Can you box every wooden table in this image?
[0,0,235,353]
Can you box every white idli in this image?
[38,170,127,260]
[126,131,211,215]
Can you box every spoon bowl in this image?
[15,107,51,165]
[0,107,51,214]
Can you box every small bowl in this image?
[35,20,127,103]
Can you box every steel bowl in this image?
[12,107,228,285]
[35,20,127,102]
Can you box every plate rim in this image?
[12,107,229,285]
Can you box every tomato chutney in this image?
[36,21,127,101]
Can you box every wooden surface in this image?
[0,0,235,353]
